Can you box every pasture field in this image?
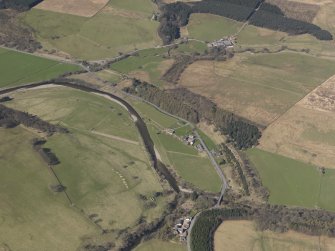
[259,75,335,169]
[0,127,99,251]
[175,40,207,54]
[23,3,160,60]
[247,148,335,211]
[214,220,335,251]
[167,152,221,193]
[0,47,80,88]
[135,239,186,251]
[110,48,171,84]
[187,13,242,41]
[179,52,335,126]
[35,0,110,17]
[3,86,167,246]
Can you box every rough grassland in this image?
[214,220,335,251]
[35,0,109,17]
[260,75,335,169]
[247,148,335,211]
[23,5,160,60]
[0,127,98,251]
[0,47,80,88]
[187,13,242,41]
[135,239,186,251]
[5,87,166,233]
[179,52,335,126]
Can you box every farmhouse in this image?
[207,37,235,49]
[173,217,192,242]
[184,134,196,145]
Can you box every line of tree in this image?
[157,0,332,43]
[123,80,261,149]
[0,104,68,136]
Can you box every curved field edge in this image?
[0,86,168,250]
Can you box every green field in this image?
[0,127,99,251]
[247,148,335,211]
[1,86,168,249]
[168,152,221,193]
[23,3,160,60]
[135,239,186,251]
[147,123,221,193]
[0,47,80,88]
[187,13,242,41]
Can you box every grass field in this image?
[23,3,160,60]
[187,13,242,41]
[135,239,186,251]
[147,123,221,193]
[2,86,168,249]
[179,52,335,126]
[0,127,99,251]
[0,47,80,88]
[247,148,335,211]
[214,220,335,251]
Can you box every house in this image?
[207,37,235,49]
